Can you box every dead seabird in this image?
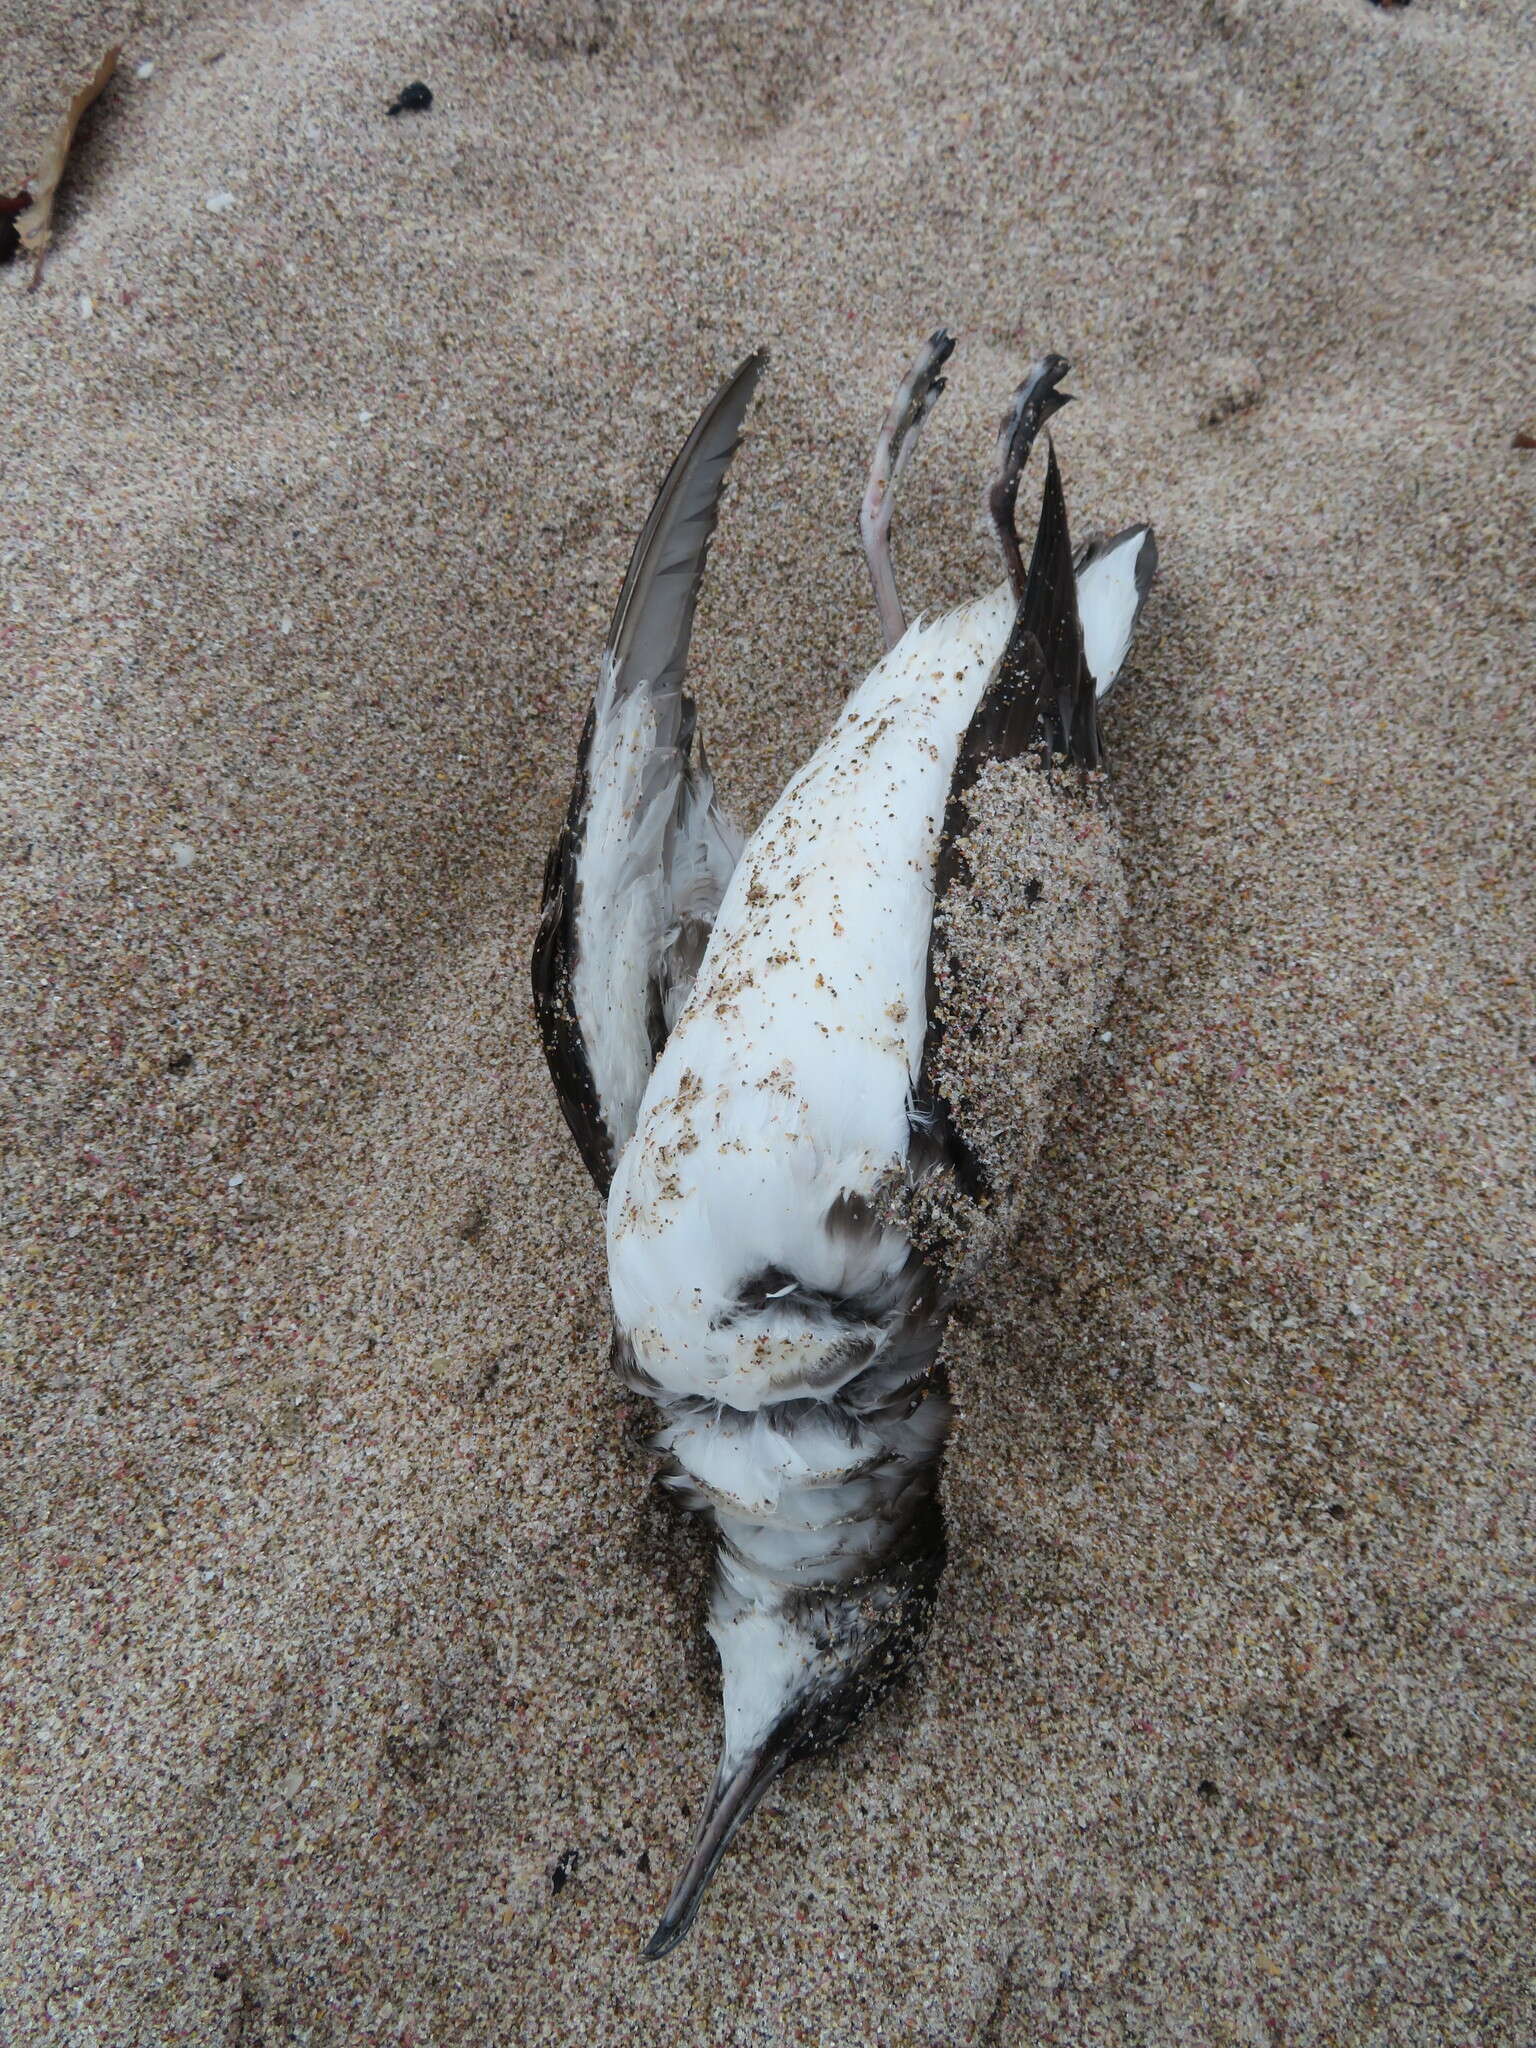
[531,334,1156,1956]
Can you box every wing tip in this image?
[726,347,770,404]
[604,347,770,681]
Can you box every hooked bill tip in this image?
[641,1910,694,1963]
[637,1732,793,1960]
[639,1844,714,1964]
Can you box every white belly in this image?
[607,582,1015,1406]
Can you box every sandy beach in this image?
[3,1,1532,2040]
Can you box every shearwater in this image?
[532,333,1156,1956]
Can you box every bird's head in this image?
[642,1514,944,1959]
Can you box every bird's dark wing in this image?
[531,354,765,1194]
[914,438,1105,1198]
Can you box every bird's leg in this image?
[988,354,1074,600]
[859,328,956,651]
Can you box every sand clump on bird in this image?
[913,757,1127,1277]
[533,337,1156,1951]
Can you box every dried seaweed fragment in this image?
[14,44,120,290]
[387,82,433,115]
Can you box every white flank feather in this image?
[1078,527,1153,701]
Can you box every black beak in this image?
[642,1728,793,1960]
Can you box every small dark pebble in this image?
[211,1963,233,1983]
[1328,1501,1348,1519]
[550,1848,581,1896]
[167,1049,194,1075]
[387,82,433,116]
[1197,1779,1221,1802]
[637,1849,651,1875]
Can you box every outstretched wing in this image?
[532,354,765,1194]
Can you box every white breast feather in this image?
[606,549,1140,1683]
[607,583,1016,1407]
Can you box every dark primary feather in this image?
[1018,441,1099,768]
[530,354,765,1193]
[606,352,767,715]
[531,705,614,1192]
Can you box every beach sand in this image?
[3,1,1532,2041]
